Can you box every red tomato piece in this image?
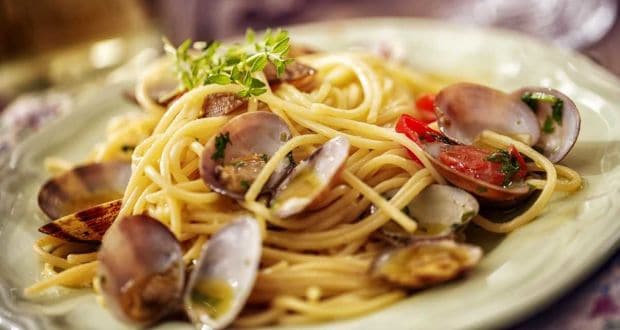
[509,145,528,180]
[395,114,441,164]
[438,145,506,187]
[415,93,436,122]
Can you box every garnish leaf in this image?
[520,91,564,126]
[212,132,231,160]
[163,28,292,97]
[486,149,522,187]
[542,116,555,134]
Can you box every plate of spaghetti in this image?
[2,18,620,330]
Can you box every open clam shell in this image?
[98,215,185,326]
[512,87,581,163]
[407,184,479,237]
[184,216,261,330]
[271,135,350,218]
[202,93,247,118]
[371,238,482,289]
[200,111,293,200]
[424,142,530,203]
[372,185,478,246]
[435,83,541,146]
[38,199,121,242]
[37,161,131,242]
[38,161,130,219]
[264,60,316,92]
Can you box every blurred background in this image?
[0,0,618,113]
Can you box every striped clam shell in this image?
[37,161,131,242]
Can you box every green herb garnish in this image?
[520,91,564,126]
[212,132,231,160]
[542,116,555,134]
[164,29,292,97]
[286,151,296,167]
[259,153,269,162]
[552,100,563,124]
[486,149,522,187]
[240,180,250,190]
[191,290,220,315]
[121,145,135,153]
[461,210,475,222]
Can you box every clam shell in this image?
[200,111,293,200]
[38,161,130,219]
[407,184,479,237]
[184,216,261,330]
[264,60,316,92]
[424,142,531,203]
[38,199,121,242]
[512,87,581,163]
[435,83,540,146]
[271,135,350,218]
[202,93,247,118]
[98,215,184,326]
[371,239,482,289]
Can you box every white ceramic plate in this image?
[2,18,620,330]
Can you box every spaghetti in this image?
[26,36,582,327]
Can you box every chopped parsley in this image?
[211,132,231,160]
[259,153,269,162]
[121,145,135,153]
[486,149,522,187]
[542,116,555,134]
[191,290,220,315]
[163,29,292,97]
[461,210,475,222]
[521,91,564,132]
[552,100,563,124]
[280,132,289,142]
[286,151,296,166]
[240,180,250,190]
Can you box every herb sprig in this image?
[486,150,522,187]
[212,132,231,160]
[163,29,292,97]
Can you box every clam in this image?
[98,215,185,326]
[512,87,581,163]
[185,216,261,330]
[37,161,131,242]
[373,185,478,245]
[435,83,541,146]
[371,239,482,289]
[264,60,316,92]
[271,135,350,218]
[424,142,530,202]
[407,184,479,236]
[39,200,122,242]
[38,161,130,219]
[202,93,247,118]
[200,111,293,200]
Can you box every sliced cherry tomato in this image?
[415,93,436,122]
[395,114,441,164]
[509,145,528,180]
[395,114,439,143]
[438,145,528,187]
[438,145,506,187]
